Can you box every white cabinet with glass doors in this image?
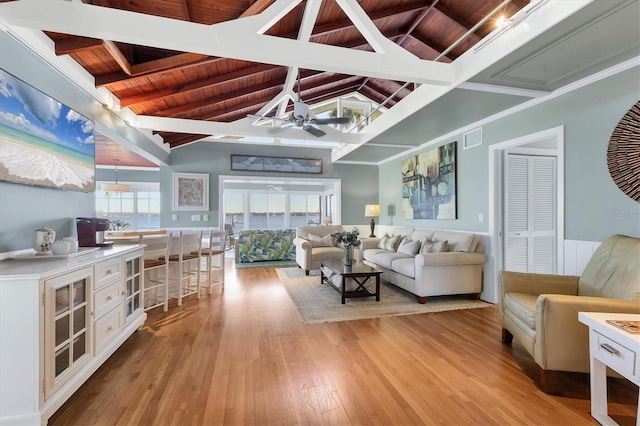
[43,266,93,400]
[0,245,146,426]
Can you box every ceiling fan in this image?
[249,72,350,137]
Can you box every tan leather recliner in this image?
[499,234,640,393]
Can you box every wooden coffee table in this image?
[320,259,382,304]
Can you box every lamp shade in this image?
[364,204,381,217]
[101,182,131,192]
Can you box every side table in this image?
[578,312,640,426]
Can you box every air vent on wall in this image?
[463,127,483,149]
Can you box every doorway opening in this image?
[487,126,565,302]
[218,175,341,233]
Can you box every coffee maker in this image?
[76,217,113,248]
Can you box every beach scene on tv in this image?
[0,69,95,192]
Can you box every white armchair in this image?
[293,225,344,275]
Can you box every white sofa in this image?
[359,225,486,303]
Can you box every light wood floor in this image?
[49,262,638,425]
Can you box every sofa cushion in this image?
[373,252,406,269]
[391,257,416,278]
[420,239,448,253]
[397,238,421,256]
[411,228,434,242]
[390,226,414,238]
[308,233,334,247]
[503,292,537,329]
[311,246,344,261]
[363,248,388,263]
[432,230,478,253]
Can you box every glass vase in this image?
[344,244,354,266]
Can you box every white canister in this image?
[62,237,78,253]
[52,240,72,256]
[33,226,56,255]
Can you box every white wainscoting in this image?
[563,239,601,276]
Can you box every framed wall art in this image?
[0,68,96,192]
[173,172,209,211]
[230,155,322,174]
[402,141,457,220]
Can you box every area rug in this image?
[276,267,492,324]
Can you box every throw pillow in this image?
[384,234,403,251]
[378,234,390,249]
[420,239,449,254]
[397,238,421,256]
[308,233,334,247]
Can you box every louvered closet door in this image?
[504,153,557,274]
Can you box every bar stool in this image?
[165,231,202,306]
[139,233,170,312]
[200,229,226,293]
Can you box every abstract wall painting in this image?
[402,141,457,220]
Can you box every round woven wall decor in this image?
[607,101,640,202]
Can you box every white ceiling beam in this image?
[298,0,321,41]
[0,0,454,86]
[457,82,550,98]
[332,0,594,161]
[253,0,303,34]
[135,115,363,145]
[335,0,388,54]
[336,0,419,62]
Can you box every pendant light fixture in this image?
[101,159,131,192]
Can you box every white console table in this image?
[0,245,146,425]
[578,312,640,426]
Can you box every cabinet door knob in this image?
[106,295,113,301]
[107,326,113,332]
[106,269,112,275]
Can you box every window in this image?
[95,183,161,229]
[220,176,341,229]
[224,191,322,231]
[291,194,321,227]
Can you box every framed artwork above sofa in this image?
[401,141,457,220]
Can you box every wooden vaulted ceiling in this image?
[19,0,529,151]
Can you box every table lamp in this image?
[364,204,380,237]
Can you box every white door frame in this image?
[487,125,565,302]
[218,175,342,228]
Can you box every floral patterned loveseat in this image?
[235,229,296,263]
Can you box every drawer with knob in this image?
[94,258,121,290]
[94,280,122,319]
[94,306,122,354]
[594,330,636,378]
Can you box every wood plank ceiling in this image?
[10,0,529,154]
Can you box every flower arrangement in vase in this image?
[332,227,361,266]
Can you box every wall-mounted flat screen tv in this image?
[0,68,95,192]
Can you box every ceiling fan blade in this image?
[303,125,326,137]
[312,117,351,125]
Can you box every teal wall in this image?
[379,67,640,242]
[162,142,378,228]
